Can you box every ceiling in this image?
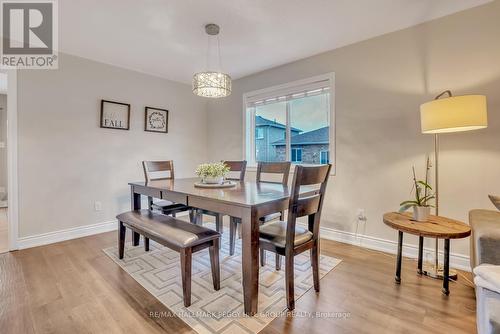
[60,0,492,84]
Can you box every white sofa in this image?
[470,209,500,334]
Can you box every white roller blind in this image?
[246,78,330,107]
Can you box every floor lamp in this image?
[419,91,487,279]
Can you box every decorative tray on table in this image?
[194,180,237,189]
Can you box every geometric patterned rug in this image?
[103,223,341,334]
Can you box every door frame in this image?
[6,69,18,251]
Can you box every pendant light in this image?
[192,24,232,98]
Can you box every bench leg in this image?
[275,254,281,271]
[189,209,195,223]
[209,239,221,291]
[180,248,192,307]
[229,217,236,256]
[118,222,126,259]
[144,237,150,252]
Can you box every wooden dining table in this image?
[129,177,316,315]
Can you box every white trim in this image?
[242,73,336,175]
[6,68,18,251]
[15,210,192,250]
[17,220,118,250]
[301,223,471,272]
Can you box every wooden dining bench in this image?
[116,210,221,307]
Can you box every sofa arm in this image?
[470,209,500,269]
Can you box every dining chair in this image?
[142,160,195,221]
[195,160,247,233]
[229,162,291,268]
[259,164,331,310]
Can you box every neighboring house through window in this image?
[244,73,335,171]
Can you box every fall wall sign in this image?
[100,99,130,130]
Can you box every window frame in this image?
[320,150,329,164]
[243,73,336,175]
[291,148,303,163]
[255,127,264,140]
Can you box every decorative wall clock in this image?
[145,106,168,133]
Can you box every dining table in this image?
[128,177,317,315]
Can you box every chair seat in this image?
[117,210,219,248]
[152,201,190,215]
[259,212,282,223]
[152,200,174,208]
[259,221,313,248]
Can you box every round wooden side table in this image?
[383,212,471,295]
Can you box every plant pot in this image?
[413,206,430,222]
[202,176,224,184]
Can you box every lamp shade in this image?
[420,95,487,134]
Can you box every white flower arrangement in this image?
[195,162,230,179]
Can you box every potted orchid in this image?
[195,162,230,184]
[399,159,435,222]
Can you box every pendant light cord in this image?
[217,35,222,72]
[205,33,223,72]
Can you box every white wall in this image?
[206,1,500,262]
[17,53,208,238]
[0,94,6,199]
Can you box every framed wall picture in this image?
[100,100,130,130]
[145,106,168,133]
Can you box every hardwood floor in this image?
[0,227,476,334]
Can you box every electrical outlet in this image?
[356,209,367,223]
[94,201,102,211]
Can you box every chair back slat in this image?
[256,161,291,185]
[143,160,175,182]
[294,195,321,217]
[223,160,247,181]
[285,164,332,252]
[296,164,331,186]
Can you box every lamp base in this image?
[421,263,458,280]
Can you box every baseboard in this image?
[15,213,471,272]
[15,211,192,250]
[17,220,118,250]
[303,223,471,272]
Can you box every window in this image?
[256,128,264,139]
[244,73,334,171]
[320,150,329,164]
[291,148,302,162]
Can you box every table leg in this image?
[241,208,259,315]
[395,231,403,284]
[131,187,141,246]
[442,239,450,295]
[417,236,423,275]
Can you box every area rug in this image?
[103,223,341,334]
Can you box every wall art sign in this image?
[100,99,130,130]
[145,106,168,133]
